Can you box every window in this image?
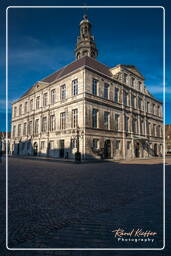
[131,95,136,108]
[72,79,78,96]
[132,118,137,134]
[42,117,47,132]
[92,109,98,128]
[93,139,99,149]
[125,116,129,132]
[147,102,150,113]
[72,109,78,128]
[28,121,32,135]
[123,90,128,106]
[50,115,56,131]
[140,119,144,135]
[60,84,66,100]
[14,106,17,117]
[60,112,66,129]
[127,141,131,150]
[157,125,160,137]
[92,79,98,96]
[35,119,39,134]
[157,105,160,116]
[24,102,28,113]
[116,140,120,150]
[131,77,135,87]
[40,141,45,150]
[51,89,56,104]
[13,125,16,137]
[36,96,40,109]
[104,112,110,129]
[114,114,120,131]
[114,87,119,103]
[151,103,155,115]
[138,97,142,110]
[23,122,27,136]
[138,81,142,91]
[18,124,21,137]
[30,99,34,111]
[123,73,127,83]
[152,124,156,136]
[43,93,48,107]
[147,122,150,135]
[104,83,109,99]
[19,104,22,115]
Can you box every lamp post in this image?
[73,126,84,162]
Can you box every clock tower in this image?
[75,15,98,60]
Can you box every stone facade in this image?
[10,16,163,160]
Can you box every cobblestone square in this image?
[1,157,171,256]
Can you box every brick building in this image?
[10,15,163,160]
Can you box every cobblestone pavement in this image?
[0,157,171,256]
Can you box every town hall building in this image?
[10,15,163,160]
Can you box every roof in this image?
[16,56,157,103]
[18,56,113,100]
[42,56,112,83]
[120,64,144,79]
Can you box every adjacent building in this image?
[10,15,163,160]
[165,124,171,154]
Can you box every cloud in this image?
[147,85,171,94]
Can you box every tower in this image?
[75,15,98,60]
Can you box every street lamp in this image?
[72,126,84,162]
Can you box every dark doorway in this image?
[154,144,158,156]
[104,140,111,159]
[135,142,140,158]
[59,140,65,158]
[33,142,38,156]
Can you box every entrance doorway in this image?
[154,144,158,156]
[104,140,111,159]
[59,140,65,158]
[134,142,140,158]
[33,142,38,156]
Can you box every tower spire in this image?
[75,14,98,60]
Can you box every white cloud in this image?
[147,85,171,94]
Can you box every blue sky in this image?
[0,0,171,131]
